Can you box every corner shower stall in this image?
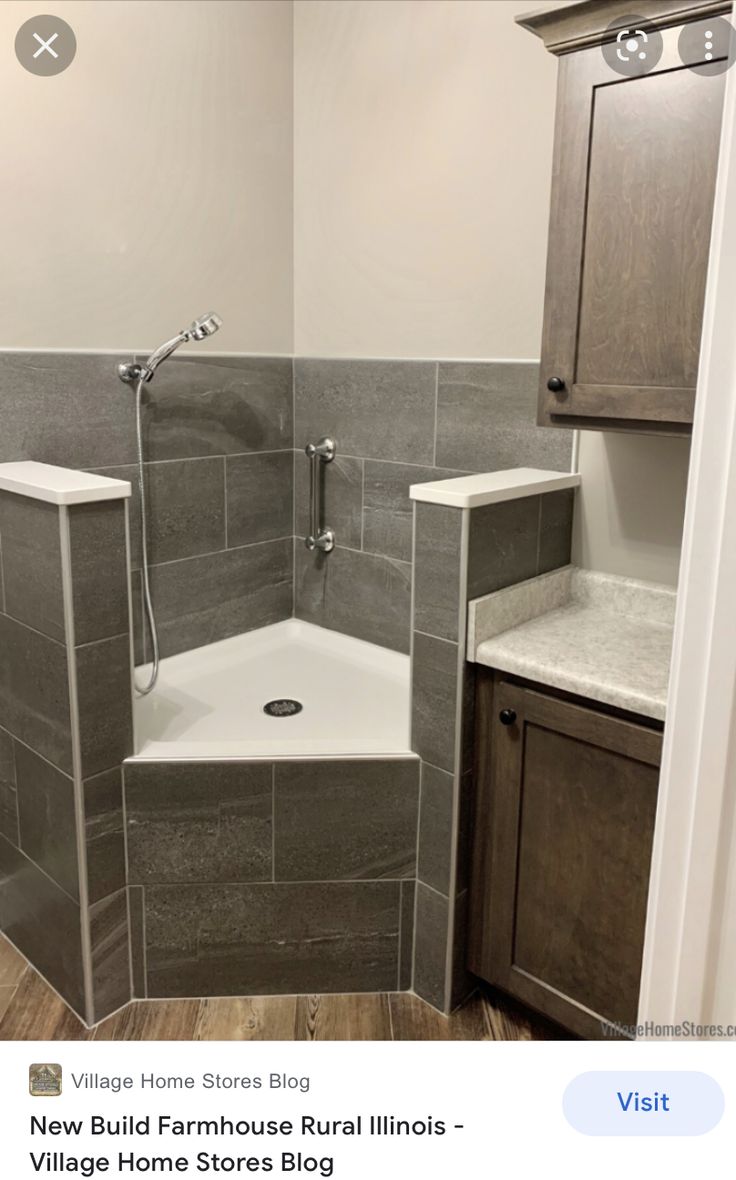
[0,345,575,1027]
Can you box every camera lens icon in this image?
[618,29,649,62]
[602,14,663,76]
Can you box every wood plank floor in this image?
[0,936,569,1041]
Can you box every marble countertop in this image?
[471,567,675,721]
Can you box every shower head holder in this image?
[117,361,147,384]
[116,312,223,386]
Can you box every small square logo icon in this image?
[29,1064,62,1097]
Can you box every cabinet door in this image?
[539,25,725,433]
[469,676,662,1038]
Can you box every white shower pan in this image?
[132,619,412,760]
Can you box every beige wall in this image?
[293,0,690,586]
[4,0,691,584]
[572,433,691,587]
[293,0,561,359]
[0,0,293,353]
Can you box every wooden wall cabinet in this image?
[520,0,731,434]
[468,671,662,1038]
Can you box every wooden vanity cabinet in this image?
[519,1,730,434]
[468,671,662,1038]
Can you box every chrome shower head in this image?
[188,312,222,341]
[117,311,223,384]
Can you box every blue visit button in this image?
[563,1072,724,1136]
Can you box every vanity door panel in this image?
[469,672,662,1038]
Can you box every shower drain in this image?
[263,698,303,718]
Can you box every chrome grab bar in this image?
[305,437,336,552]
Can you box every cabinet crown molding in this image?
[517,0,733,55]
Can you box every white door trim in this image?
[638,57,736,1032]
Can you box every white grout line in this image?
[139,888,149,1000]
[271,765,277,884]
[441,506,471,1014]
[134,533,294,573]
[432,362,439,467]
[89,875,418,889]
[59,506,96,1028]
[290,354,542,365]
[124,501,138,752]
[360,459,366,551]
[412,628,458,646]
[417,878,452,903]
[0,608,67,648]
[120,767,136,1001]
[223,457,229,550]
[128,753,419,764]
[396,883,404,993]
[123,887,135,1004]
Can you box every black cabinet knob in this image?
[546,376,566,393]
[499,708,517,726]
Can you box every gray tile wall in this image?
[124,757,419,998]
[294,359,572,654]
[1,352,572,663]
[0,352,295,663]
[410,488,576,1014]
[92,355,295,660]
[0,488,134,1024]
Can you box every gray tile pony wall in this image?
[294,360,572,654]
[0,489,133,1024]
[124,757,419,998]
[0,352,294,662]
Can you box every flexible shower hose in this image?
[134,376,160,695]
